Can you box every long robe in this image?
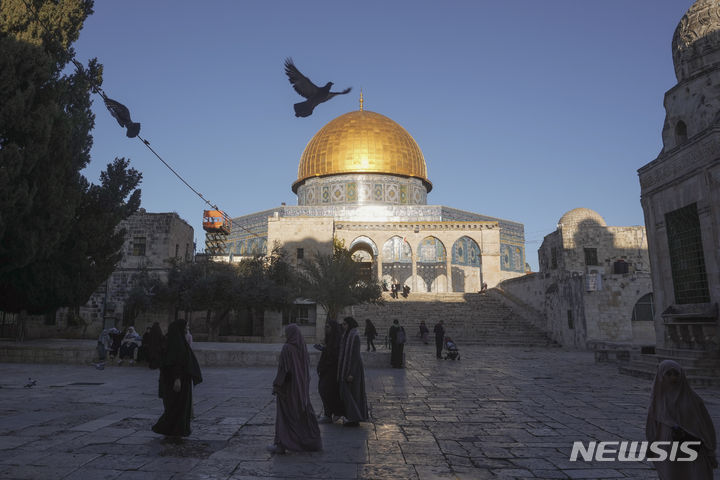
[646,360,717,479]
[337,327,368,422]
[317,320,344,418]
[273,324,322,451]
[145,323,164,370]
[152,319,202,437]
[389,324,405,368]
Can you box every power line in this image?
[19,0,264,242]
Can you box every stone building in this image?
[496,208,654,349]
[638,0,720,356]
[211,99,527,340]
[53,210,194,336]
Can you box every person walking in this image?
[419,321,429,344]
[316,319,344,423]
[152,319,202,438]
[268,324,322,454]
[337,317,368,426]
[433,320,445,359]
[388,319,406,368]
[144,322,164,370]
[364,318,377,352]
[646,360,717,479]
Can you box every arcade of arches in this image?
[337,223,494,293]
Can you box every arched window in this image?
[452,236,480,266]
[631,293,654,322]
[675,120,688,144]
[417,236,446,264]
[382,236,412,263]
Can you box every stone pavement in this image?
[1,345,719,480]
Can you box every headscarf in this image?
[338,316,360,381]
[646,360,716,455]
[99,327,119,349]
[123,326,142,345]
[279,324,311,412]
[324,319,343,357]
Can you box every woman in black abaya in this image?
[337,317,368,426]
[152,319,202,437]
[316,319,344,423]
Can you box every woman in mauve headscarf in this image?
[268,323,322,454]
[337,317,368,426]
[316,319,344,423]
[646,360,717,479]
[152,319,202,437]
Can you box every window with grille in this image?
[584,248,598,266]
[631,293,654,322]
[132,237,146,256]
[283,304,316,326]
[665,203,710,304]
[551,247,558,269]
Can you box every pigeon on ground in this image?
[284,58,351,117]
[24,378,36,388]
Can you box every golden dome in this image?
[293,110,431,192]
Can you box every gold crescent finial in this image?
[359,89,364,111]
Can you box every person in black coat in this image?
[152,319,202,437]
[364,319,377,352]
[388,319,405,368]
[315,320,344,423]
[433,320,445,359]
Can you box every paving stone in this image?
[0,345,719,479]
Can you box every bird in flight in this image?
[284,58,351,117]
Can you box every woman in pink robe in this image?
[268,323,322,454]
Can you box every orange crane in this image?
[202,210,232,255]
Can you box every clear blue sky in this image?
[74,0,694,271]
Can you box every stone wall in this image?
[498,271,654,348]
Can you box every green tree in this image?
[300,239,383,321]
[0,1,142,314]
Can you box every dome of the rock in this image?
[293,109,431,193]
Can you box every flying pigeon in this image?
[284,58,351,117]
[103,97,141,138]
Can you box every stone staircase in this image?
[619,348,720,387]
[351,292,555,347]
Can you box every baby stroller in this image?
[444,337,459,360]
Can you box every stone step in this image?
[353,290,555,348]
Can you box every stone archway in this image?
[382,236,412,287]
[417,236,447,292]
[349,236,378,284]
[451,236,482,292]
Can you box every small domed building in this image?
[639,0,720,356]
[496,207,654,349]
[212,99,527,334]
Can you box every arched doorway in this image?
[349,236,378,284]
[382,236,412,288]
[417,236,447,292]
[451,236,481,292]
